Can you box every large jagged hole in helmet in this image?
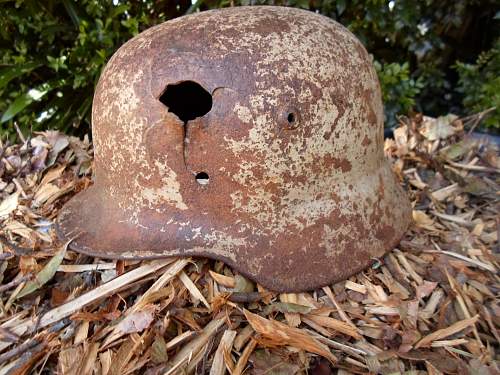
[159,81,212,122]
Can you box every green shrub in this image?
[375,61,423,127]
[455,39,500,129]
[0,0,192,139]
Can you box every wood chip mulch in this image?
[0,114,498,374]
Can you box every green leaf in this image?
[0,62,41,90]
[1,84,52,123]
[336,0,346,16]
[62,0,80,28]
[110,4,129,18]
[16,245,67,299]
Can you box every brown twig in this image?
[0,338,41,366]
[228,292,264,303]
[462,107,496,134]
[0,274,32,294]
[0,234,36,257]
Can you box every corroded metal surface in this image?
[56,6,412,292]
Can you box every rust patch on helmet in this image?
[56,6,411,292]
[323,155,352,172]
[362,135,372,147]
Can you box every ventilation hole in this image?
[159,81,212,123]
[287,112,296,123]
[195,171,209,185]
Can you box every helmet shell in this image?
[57,6,411,292]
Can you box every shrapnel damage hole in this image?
[159,81,212,123]
[287,112,296,124]
[195,172,209,185]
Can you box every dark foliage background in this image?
[0,0,498,139]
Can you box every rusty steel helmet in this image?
[57,6,411,292]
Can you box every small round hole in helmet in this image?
[195,171,209,185]
[280,107,300,130]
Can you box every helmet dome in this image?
[57,6,411,292]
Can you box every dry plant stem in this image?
[163,317,226,375]
[424,249,496,272]
[179,270,211,309]
[233,337,257,375]
[0,342,47,375]
[0,327,19,343]
[464,106,496,134]
[57,263,116,272]
[445,270,484,348]
[209,329,236,375]
[415,315,479,348]
[322,286,359,331]
[165,330,197,350]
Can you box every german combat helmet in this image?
[57,6,411,292]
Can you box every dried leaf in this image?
[151,335,169,364]
[44,130,70,166]
[440,139,474,160]
[399,350,466,374]
[462,175,494,196]
[412,210,434,229]
[234,274,254,293]
[209,270,236,288]
[263,302,312,315]
[0,191,19,217]
[17,244,67,299]
[243,309,337,363]
[31,145,48,172]
[116,304,156,334]
[420,115,457,140]
[250,349,301,375]
[416,280,438,300]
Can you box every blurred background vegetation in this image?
[0,0,499,139]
